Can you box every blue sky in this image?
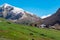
[0,0,60,17]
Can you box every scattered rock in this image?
[40,34,46,37]
[50,37,55,39]
[32,38,34,40]
[7,22,11,24]
[30,33,33,35]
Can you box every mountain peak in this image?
[3,3,10,5]
[2,3,12,8]
[1,3,25,14]
[56,8,60,13]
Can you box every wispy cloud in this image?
[41,14,51,19]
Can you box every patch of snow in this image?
[12,7,24,14]
[2,3,25,14]
[41,14,51,19]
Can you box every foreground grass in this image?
[0,18,60,40]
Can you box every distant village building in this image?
[40,24,46,28]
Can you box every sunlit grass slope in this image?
[0,18,60,40]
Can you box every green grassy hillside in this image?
[0,18,60,40]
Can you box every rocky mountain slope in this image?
[0,3,42,26]
[42,8,60,29]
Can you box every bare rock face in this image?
[15,11,42,27]
[42,8,60,29]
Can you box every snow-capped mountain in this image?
[0,3,42,25]
[0,3,25,18]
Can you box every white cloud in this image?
[41,14,51,19]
